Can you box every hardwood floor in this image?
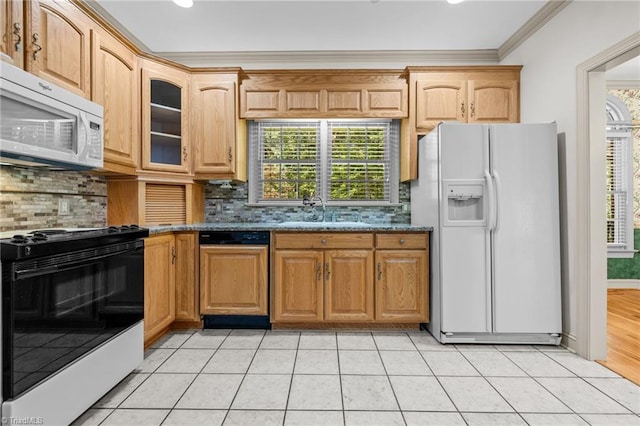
[596,289,640,385]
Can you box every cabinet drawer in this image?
[375,233,427,249]
[274,233,373,249]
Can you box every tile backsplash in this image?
[204,182,411,224]
[0,165,107,232]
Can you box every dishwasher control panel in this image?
[199,231,270,245]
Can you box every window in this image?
[248,119,399,205]
[605,95,634,258]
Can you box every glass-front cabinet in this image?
[141,59,190,173]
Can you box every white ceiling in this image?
[91,0,639,78]
[92,0,546,53]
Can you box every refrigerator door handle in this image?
[493,171,501,233]
[485,170,496,231]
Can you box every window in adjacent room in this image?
[605,94,634,258]
[248,119,399,205]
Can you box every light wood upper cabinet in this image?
[200,245,268,315]
[1,0,24,68]
[415,80,466,129]
[467,80,518,123]
[324,250,374,322]
[273,249,324,322]
[403,67,521,181]
[141,59,190,174]
[175,232,199,322]
[92,29,139,174]
[25,0,92,98]
[144,233,176,345]
[241,70,408,119]
[191,72,246,181]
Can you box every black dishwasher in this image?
[199,231,271,329]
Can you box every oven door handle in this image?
[13,245,142,280]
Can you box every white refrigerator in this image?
[411,122,562,344]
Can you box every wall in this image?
[608,229,640,280]
[0,165,107,232]
[203,182,411,224]
[500,1,640,348]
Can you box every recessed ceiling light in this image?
[173,0,193,8]
[447,0,464,4]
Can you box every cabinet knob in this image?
[325,262,330,280]
[377,262,382,280]
[171,246,176,264]
[316,263,322,281]
[460,101,465,117]
[182,146,188,161]
[228,147,233,163]
[321,239,326,245]
[399,239,405,245]
[470,102,475,118]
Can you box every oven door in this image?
[2,240,144,400]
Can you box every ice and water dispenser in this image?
[442,180,485,226]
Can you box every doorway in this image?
[576,32,639,361]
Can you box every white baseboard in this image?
[607,279,640,289]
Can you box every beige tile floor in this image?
[72,329,640,426]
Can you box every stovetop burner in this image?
[1,225,149,261]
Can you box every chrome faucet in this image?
[302,194,326,221]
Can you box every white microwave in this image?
[0,62,103,170]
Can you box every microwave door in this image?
[0,80,81,165]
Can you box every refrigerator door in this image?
[439,124,492,333]
[490,123,562,333]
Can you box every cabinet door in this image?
[273,250,324,322]
[144,234,176,344]
[375,250,428,322]
[92,30,139,173]
[324,250,374,322]
[415,80,466,130]
[200,245,268,315]
[25,0,91,98]
[192,75,237,175]
[141,59,190,173]
[175,232,199,321]
[467,80,518,123]
[1,0,24,68]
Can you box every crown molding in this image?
[498,0,573,61]
[157,49,500,69]
[607,80,640,89]
[80,0,151,52]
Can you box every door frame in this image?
[575,32,640,360]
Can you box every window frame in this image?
[248,119,400,206]
[605,94,635,258]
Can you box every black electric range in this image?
[0,225,150,261]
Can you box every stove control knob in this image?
[31,232,48,241]
[108,226,120,233]
[10,235,27,243]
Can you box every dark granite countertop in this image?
[148,222,432,235]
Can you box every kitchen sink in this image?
[277,221,372,228]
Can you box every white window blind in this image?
[606,133,632,248]
[248,119,399,205]
[327,120,398,202]
[605,94,634,258]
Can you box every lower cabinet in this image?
[375,233,429,322]
[200,245,268,315]
[272,232,426,324]
[144,233,176,344]
[174,232,199,322]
